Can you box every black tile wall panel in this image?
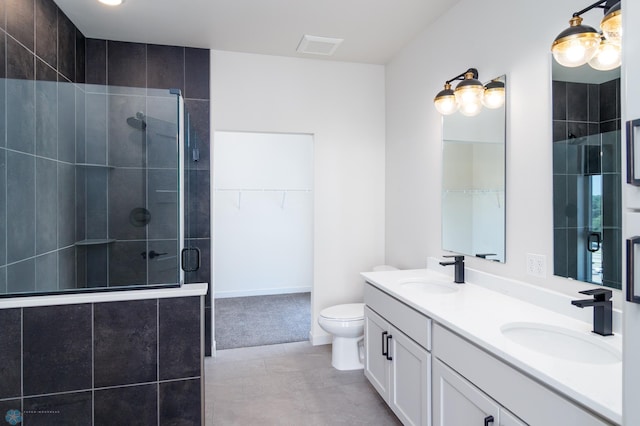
[95,383,158,426]
[6,0,35,51]
[106,93,146,167]
[57,10,75,81]
[184,98,210,170]
[35,157,57,254]
[108,241,147,286]
[0,151,5,266]
[23,304,92,395]
[552,80,566,121]
[34,68,57,158]
[94,299,158,387]
[147,43,184,92]
[600,78,619,122]
[24,391,92,425]
[159,297,201,380]
[75,28,85,84]
[35,251,57,291]
[85,38,107,85]
[160,379,202,425]
[107,41,146,88]
[0,308,21,399]
[0,0,6,31]
[6,78,35,154]
[6,151,35,262]
[7,22,35,80]
[185,47,210,99]
[35,0,57,67]
[186,169,211,239]
[566,82,588,122]
[7,259,35,293]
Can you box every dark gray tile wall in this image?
[1,0,84,294]
[552,78,622,288]
[85,39,212,353]
[0,296,203,425]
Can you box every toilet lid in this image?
[320,303,364,320]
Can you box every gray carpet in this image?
[215,292,311,350]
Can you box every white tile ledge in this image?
[0,283,208,309]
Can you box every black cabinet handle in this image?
[627,237,640,303]
[385,334,393,361]
[484,415,494,426]
[627,119,640,186]
[382,331,388,356]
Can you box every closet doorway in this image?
[213,131,313,350]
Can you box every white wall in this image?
[384,0,618,301]
[211,51,386,343]
[213,131,313,298]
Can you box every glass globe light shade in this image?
[588,38,621,70]
[454,72,484,117]
[99,0,123,5]
[600,2,622,45]
[434,83,458,115]
[482,80,505,109]
[552,16,601,67]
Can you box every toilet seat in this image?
[319,303,364,321]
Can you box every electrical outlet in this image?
[526,253,547,278]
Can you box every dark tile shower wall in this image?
[0,0,86,293]
[0,296,203,425]
[85,40,212,353]
[552,78,622,288]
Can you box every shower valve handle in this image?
[149,250,168,259]
[141,250,168,260]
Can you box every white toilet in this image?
[318,265,397,371]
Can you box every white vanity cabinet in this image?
[432,358,525,426]
[432,324,613,426]
[364,284,432,426]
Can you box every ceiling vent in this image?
[296,35,344,56]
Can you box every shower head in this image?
[127,111,147,130]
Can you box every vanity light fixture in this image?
[551,0,621,69]
[588,36,622,70]
[99,0,123,6]
[482,79,506,109]
[434,68,505,116]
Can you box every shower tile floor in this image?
[205,341,402,425]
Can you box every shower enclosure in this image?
[0,78,198,295]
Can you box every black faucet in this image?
[571,289,613,336]
[439,255,465,283]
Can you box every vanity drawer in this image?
[433,324,613,425]
[364,283,431,350]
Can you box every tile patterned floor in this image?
[205,341,402,425]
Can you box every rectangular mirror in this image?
[441,75,506,262]
[552,61,621,289]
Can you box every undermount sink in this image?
[501,322,621,365]
[398,278,459,294]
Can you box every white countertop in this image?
[361,268,622,425]
[0,283,209,309]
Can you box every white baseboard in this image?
[309,330,332,346]
[215,286,312,299]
